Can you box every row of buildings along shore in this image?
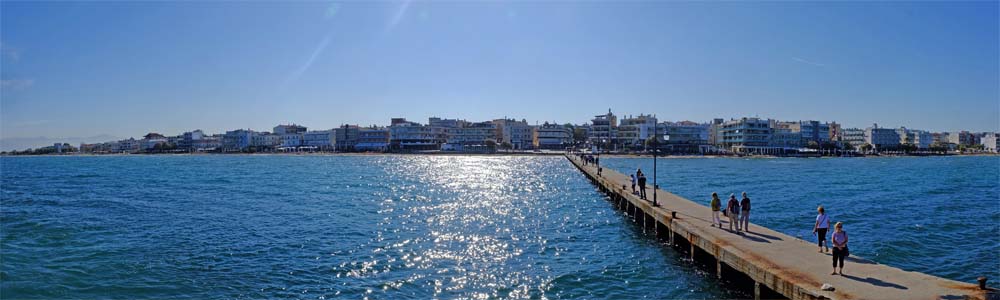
[8,110,1000,155]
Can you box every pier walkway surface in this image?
[565,154,993,300]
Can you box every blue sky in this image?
[1,1,997,149]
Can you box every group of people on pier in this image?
[709,192,752,233]
[708,194,850,275]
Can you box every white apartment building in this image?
[720,117,771,149]
[981,133,998,153]
[618,114,657,149]
[588,110,618,151]
[495,118,536,150]
[389,118,447,151]
[839,128,866,149]
[535,122,572,149]
[251,133,281,149]
[112,138,141,153]
[302,130,336,151]
[864,124,900,150]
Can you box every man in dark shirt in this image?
[637,174,647,200]
[740,192,751,232]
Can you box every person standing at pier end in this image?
[740,192,751,232]
[637,172,647,200]
[710,192,722,227]
[831,222,849,275]
[813,206,831,253]
[726,194,741,233]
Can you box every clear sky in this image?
[1,1,998,149]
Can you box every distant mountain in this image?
[0,135,121,152]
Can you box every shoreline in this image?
[3,152,998,158]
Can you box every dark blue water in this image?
[2,155,735,299]
[603,156,1000,284]
[1,155,997,299]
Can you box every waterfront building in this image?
[355,127,390,152]
[794,120,832,145]
[912,130,933,149]
[829,122,841,143]
[80,142,113,153]
[141,133,169,150]
[864,124,900,150]
[981,133,999,153]
[223,129,255,152]
[334,125,360,151]
[251,132,281,150]
[708,118,725,146]
[573,125,591,145]
[273,124,307,135]
[494,118,536,150]
[111,138,141,153]
[428,117,467,129]
[618,114,658,150]
[302,130,336,151]
[273,124,307,149]
[389,118,447,151]
[769,125,802,149]
[658,121,710,153]
[588,109,618,151]
[444,121,497,152]
[179,130,205,150]
[535,122,572,150]
[193,135,222,151]
[720,117,772,153]
[947,131,977,146]
[839,128,866,149]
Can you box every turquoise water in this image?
[1,155,997,299]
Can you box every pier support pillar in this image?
[754,282,761,300]
[690,244,695,261]
[716,260,722,279]
[668,227,674,245]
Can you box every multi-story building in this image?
[80,142,114,153]
[335,125,360,151]
[179,130,205,150]
[112,138,141,153]
[274,124,307,149]
[223,129,254,152]
[494,118,536,150]
[535,122,572,150]
[356,127,390,152]
[428,117,467,129]
[588,110,618,151]
[981,133,999,153]
[389,118,447,151]
[251,132,281,150]
[794,120,832,145]
[864,124,900,150]
[720,117,771,151]
[769,127,802,149]
[829,122,841,143]
[141,133,169,150]
[444,121,496,152]
[947,131,977,146]
[302,130,336,151]
[708,118,724,146]
[274,124,307,135]
[839,128,866,149]
[912,130,933,149]
[618,114,657,149]
[193,135,222,151]
[658,121,710,153]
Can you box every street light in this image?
[653,131,669,207]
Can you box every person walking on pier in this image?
[630,174,637,195]
[637,172,648,200]
[710,192,722,227]
[740,192,751,232]
[727,194,741,233]
[813,206,830,253]
[831,222,849,275]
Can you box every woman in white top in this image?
[812,206,830,253]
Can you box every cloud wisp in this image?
[283,33,334,89]
[1,79,34,90]
[792,57,827,67]
[385,0,413,33]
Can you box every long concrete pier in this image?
[565,154,994,300]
